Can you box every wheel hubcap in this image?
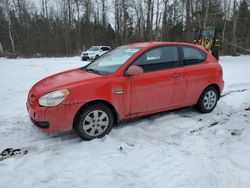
[203,90,217,110]
[82,110,109,137]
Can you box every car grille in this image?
[82,53,88,56]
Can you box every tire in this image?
[196,86,219,113]
[75,104,114,140]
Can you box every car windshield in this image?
[88,46,99,51]
[84,46,141,75]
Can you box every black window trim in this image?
[180,45,207,67]
[101,46,111,51]
[125,44,183,75]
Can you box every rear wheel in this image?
[196,86,219,113]
[95,55,100,60]
[75,104,114,140]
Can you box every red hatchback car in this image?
[27,42,224,140]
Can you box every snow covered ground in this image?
[0,56,250,188]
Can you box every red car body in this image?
[27,42,224,133]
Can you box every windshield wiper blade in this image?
[85,68,101,75]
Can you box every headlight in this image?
[38,89,70,107]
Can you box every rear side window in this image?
[183,47,206,65]
[101,47,111,51]
[133,46,179,73]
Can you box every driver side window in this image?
[133,46,179,73]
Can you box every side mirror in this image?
[126,65,143,76]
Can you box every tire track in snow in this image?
[221,88,249,98]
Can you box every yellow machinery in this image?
[194,27,220,60]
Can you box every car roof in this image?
[124,42,206,51]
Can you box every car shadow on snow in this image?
[114,106,199,129]
[23,106,199,144]
[40,106,200,139]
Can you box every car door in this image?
[124,45,186,115]
[181,46,208,105]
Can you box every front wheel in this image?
[75,104,114,140]
[196,86,219,113]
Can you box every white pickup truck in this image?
[81,46,111,61]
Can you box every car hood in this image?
[31,68,103,96]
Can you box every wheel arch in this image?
[205,83,221,97]
[73,99,119,128]
[196,83,220,113]
[198,83,221,104]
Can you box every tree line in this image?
[0,0,249,57]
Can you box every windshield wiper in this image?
[84,68,102,75]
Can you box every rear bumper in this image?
[219,80,225,96]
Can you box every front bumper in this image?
[30,118,49,129]
[26,101,83,133]
[81,55,95,61]
[81,56,90,61]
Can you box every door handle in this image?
[114,89,124,95]
[172,73,182,78]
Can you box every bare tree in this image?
[161,0,168,40]
[5,0,15,53]
[0,0,249,56]
[232,0,241,54]
[186,0,192,34]
[146,0,154,40]
[222,0,231,54]
[203,0,209,27]
[155,0,161,40]
[0,41,4,56]
[62,0,72,56]
[83,0,92,23]
[100,0,106,27]
[75,0,82,49]
[41,0,48,18]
